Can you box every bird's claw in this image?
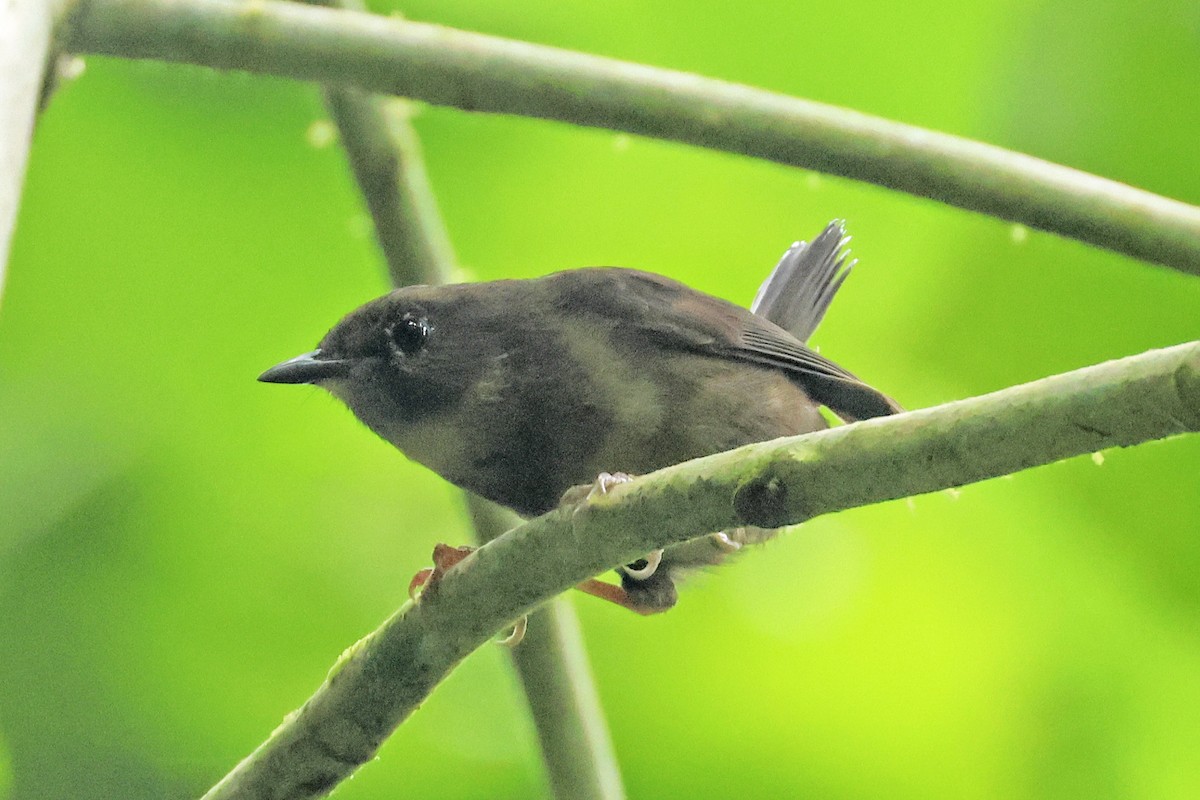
[408,543,476,603]
[710,531,743,553]
[497,614,528,648]
[560,471,635,507]
[622,548,664,580]
[590,471,634,499]
[407,567,434,601]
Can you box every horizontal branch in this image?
[64,0,1200,275]
[201,341,1200,799]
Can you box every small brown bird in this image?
[260,222,899,612]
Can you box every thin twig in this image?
[64,0,1200,275]
[320,90,454,287]
[305,0,452,286]
[200,341,1200,800]
[466,496,626,800]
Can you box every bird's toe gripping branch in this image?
[408,543,476,602]
[409,469,677,620]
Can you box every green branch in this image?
[319,89,455,287]
[64,0,1200,275]
[200,341,1200,800]
[306,0,453,287]
[465,496,626,800]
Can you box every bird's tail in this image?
[751,220,854,344]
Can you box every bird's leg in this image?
[411,470,676,617]
[574,577,664,616]
[408,543,668,615]
[562,470,680,614]
[563,470,666,576]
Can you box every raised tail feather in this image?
[751,220,855,344]
[752,220,902,421]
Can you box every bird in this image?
[260,221,900,613]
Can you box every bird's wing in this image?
[751,220,854,343]
[609,269,901,422]
[722,313,901,421]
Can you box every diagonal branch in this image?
[200,341,1200,800]
[63,0,1200,275]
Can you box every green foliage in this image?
[2,0,1199,798]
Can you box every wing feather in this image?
[550,265,900,422]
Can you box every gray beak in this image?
[258,350,352,384]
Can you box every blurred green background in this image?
[4,0,1200,797]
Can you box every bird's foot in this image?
[408,545,529,646]
[564,470,665,579]
[408,543,476,602]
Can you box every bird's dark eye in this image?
[388,315,428,356]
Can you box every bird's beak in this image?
[258,350,352,384]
